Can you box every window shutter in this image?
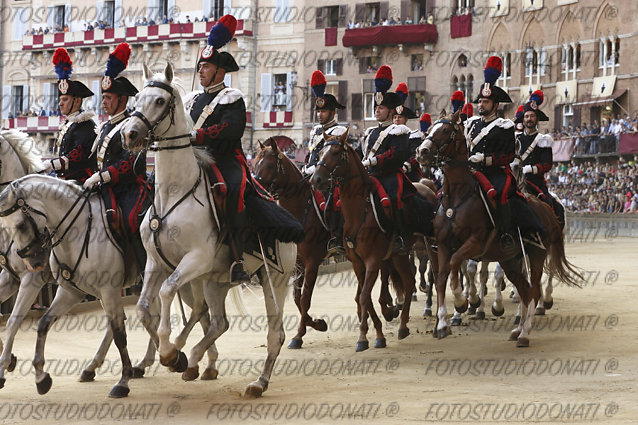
[260,73,272,112]
[351,93,362,121]
[573,106,581,127]
[337,81,347,121]
[400,1,410,21]
[540,49,547,76]
[335,58,343,75]
[354,4,365,21]
[359,57,366,74]
[114,0,123,27]
[285,71,293,112]
[338,5,348,27]
[554,105,561,128]
[380,1,390,19]
[1,86,11,119]
[22,85,29,115]
[64,4,72,28]
[317,59,325,74]
[315,7,324,29]
[362,79,373,93]
[91,80,100,112]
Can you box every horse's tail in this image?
[545,228,582,287]
[229,285,248,316]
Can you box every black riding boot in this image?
[392,208,409,254]
[228,211,250,284]
[326,210,345,255]
[495,200,515,250]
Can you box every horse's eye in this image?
[156,98,165,106]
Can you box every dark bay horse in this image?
[253,138,331,349]
[417,110,581,347]
[311,130,425,352]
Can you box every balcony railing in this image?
[22,20,252,51]
[342,24,438,48]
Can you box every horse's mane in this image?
[0,174,84,208]
[343,140,374,189]
[0,130,46,173]
[146,73,215,166]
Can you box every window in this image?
[497,52,511,87]
[411,54,424,71]
[272,74,288,109]
[325,60,337,76]
[11,86,24,116]
[325,6,339,27]
[524,47,546,78]
[364,93,375,120]
[210,0,225,20]
[599,38,619,68]
[274,0,291,23]
[407,76,426,115]
[12,8,27,40]
[561,44,580,80]
[454,0,474,15]
[54,5,66,28]
[260,72,293,112]
[359,57,379,74]
[104,1,115,28]
[562,104,573,128]
[365,3,381,23]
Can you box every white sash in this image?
[96,121,127,169]
[193,87,233,130]
[467,118,503,151]
[364,127,390,160]
[520,133,542,162]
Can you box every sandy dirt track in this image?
[0,237,636,425]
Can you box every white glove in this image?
[468,153,484,163]
[41,160,54,173]
[402,162,411,173]
[83,170,111,189]
[362,157,377,168]
[522,165,534,175]
[509,158,520,169]
[303,164,316,175]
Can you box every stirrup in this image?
[326,237,345,255]
[230,261,250,284]
[392,235,407,254]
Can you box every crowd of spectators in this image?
[552,114,638,155]
[547,161,638,213]
[347,13,434,29]
[25,25,69,35]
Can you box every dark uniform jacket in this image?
[92,110,147,233]
[465,115,515,198]
[55,110,97,182]
[362,122,416,206]
[516,131,553,200]
[404,130,425,182]
[304,120,348,172]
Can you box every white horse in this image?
[121,63,297,397]
[0,175,142,398]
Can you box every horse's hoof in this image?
[469,299,481,309]
[7,354,16,373]
[398,327,410,340]
[0,377,5,389]
[418,282,427,293]
[374,337,386,348]
[435,327,452,339]
[450,317,462,326]
[535,307,546,316]
[476,311,486,320]
[200,368,219,380]
[467,306,476,315]
[36,373,52,395]
[287,338,303,349]
[243,382,264,398]
[108,385,130,398]
[543,299,554,310]
[411,293,417,301]
[165,350,188,373]
[79,370,96,382]
[131,367,145,379]
[315,319,328,332]
[491,306,504,317]
[182,366,199,381]
[516,337,530,348]
[514,316,521,325]
[455,302,468,314]
[422,308,432,318]
[509,330,521,341]
[355,341,369,352]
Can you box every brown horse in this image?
[252,138,331,349]
[311,129,426,352]
[416,110,580,347]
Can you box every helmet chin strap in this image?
[206,67,219,89]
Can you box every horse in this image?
[416,109,581,346]
[310,129,430,352]
[121,62,298,397]
[253,137,332,349]
[0,175,143,397]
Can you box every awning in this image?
[270,135,295,150]
[572,89,626,107]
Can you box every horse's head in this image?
[417,109,465,165]
[310,128,350,191]
[253,138,286,190]
[0,181,49,272]
[122,62,186,152]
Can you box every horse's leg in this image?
[289,256,324,349]
[33,286,83,395]
[100,289,134,398]
[423,240,437,318]
[157,252,210,373]
[536,271,554,315]
[418,248,428,293]
[476,261,489,320]
[131,298,160,378]
[453,260,476,325]
[516,250,544,347]
[500,256,539,347]
[391,253,416,340]
[79,324,112,383]
[288,258,306,349]
[136,260,169,351]
[491,263,505,316]
[0,272,33,389]
[244,266,289,398]
[378,262,398,322]
[183,278,230,382]
[434,246,452,338]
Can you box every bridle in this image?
[424,118,466,167]
[0,183,93,280]
[315,139,357,186]
[130,80,191,150]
